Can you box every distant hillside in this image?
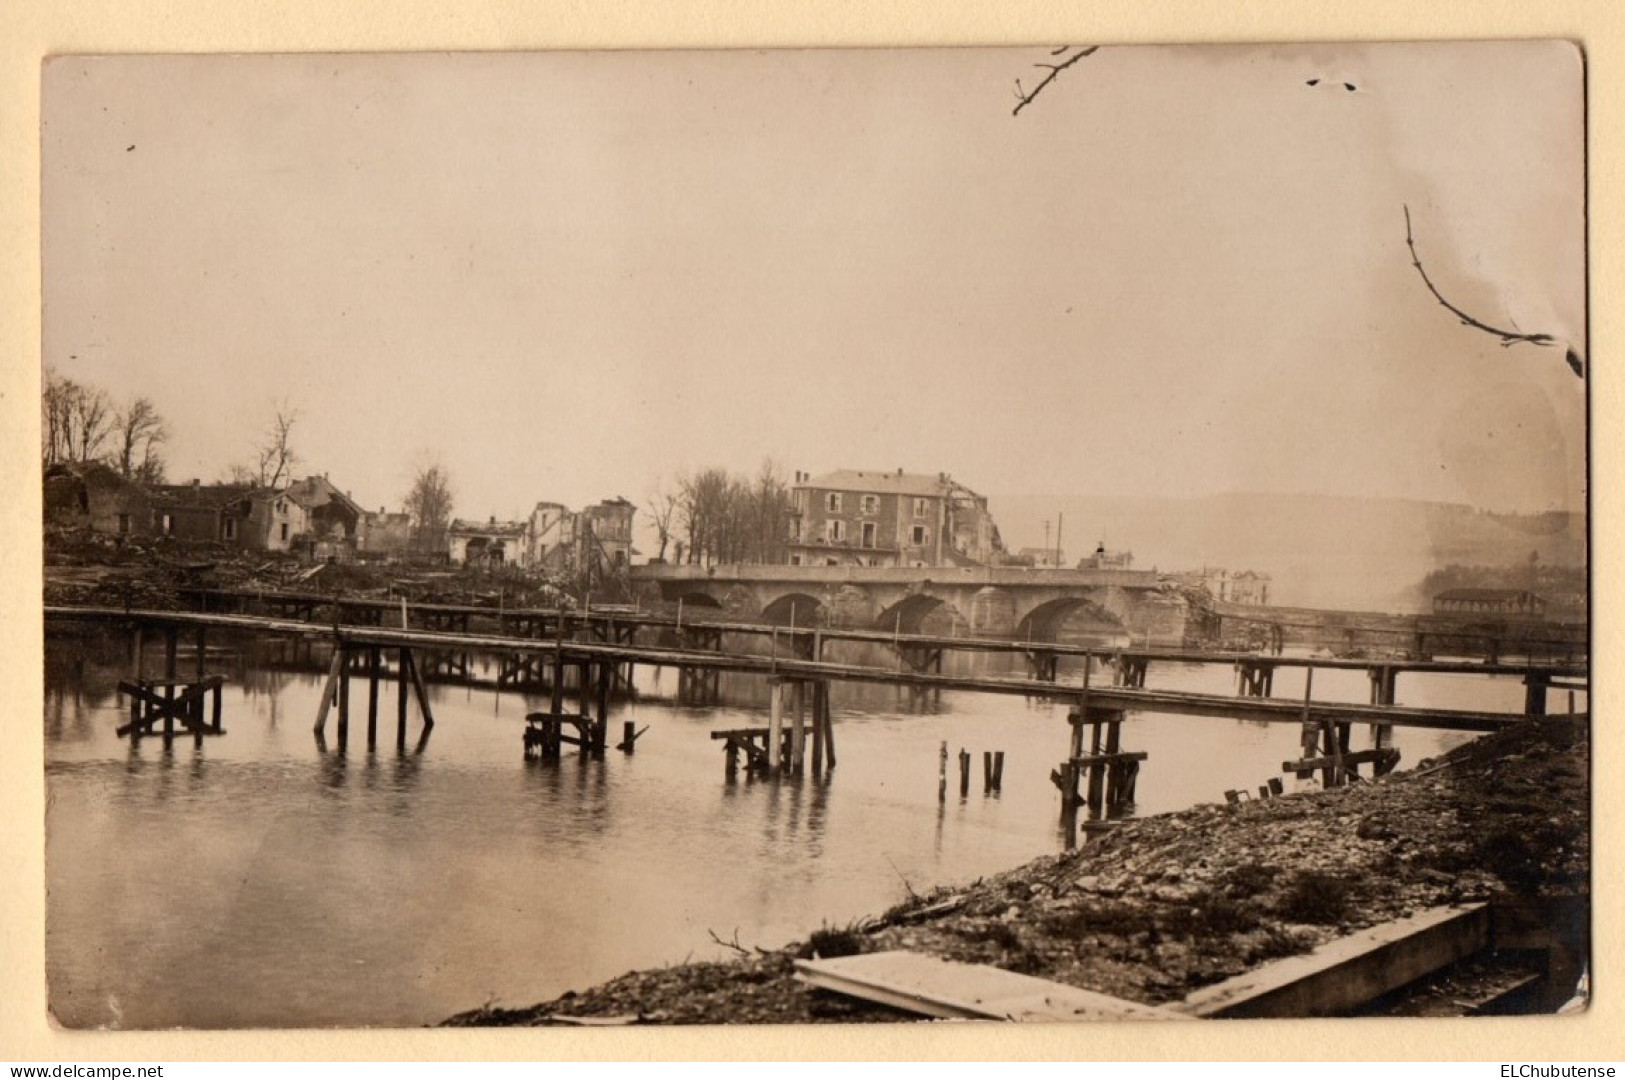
[990,492,1586,612]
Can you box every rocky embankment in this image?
[445,714,1589,1025]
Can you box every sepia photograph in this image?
[37,41,1587,1033]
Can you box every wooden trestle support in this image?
[521,656,644,761]
[118,623,226,746]
[312,641,436,753]
[1053,657,1146,840]
[710,677,836,781]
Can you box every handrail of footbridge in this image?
[45,605,1579,734]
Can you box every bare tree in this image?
[1403,205,1584,378]
[110,396,169,483]
[41,367,115,466]
[673,463,794,566]
[405,461,455,554]
[253,401,301,487]
[645,479,680,563]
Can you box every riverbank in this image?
[444,713,1588,1025]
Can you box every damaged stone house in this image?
[43,461,152,538]
[283,474,364,562]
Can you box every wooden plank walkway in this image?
[173,588,1586,676]
[794,951,1191,1022]
[46,606,1569,733]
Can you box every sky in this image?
[40,42,1587,545]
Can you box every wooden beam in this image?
[1177,904,1490,1019]
[794,951,1190,1022]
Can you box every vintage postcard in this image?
[38,42,1586,1034]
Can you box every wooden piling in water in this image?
[314,647,343,736]
[407,650,435,732]
[810,680,826,775]
[958,747,970,798]
[820,681,837,769]
[396,647,409,751]
[337,648,351,751]
[366,647,381,750]
[791,681,807,774]
[768,681,784,778]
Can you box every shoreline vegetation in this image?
[443,715,1588,1026]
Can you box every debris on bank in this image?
[444,715,1588,1026]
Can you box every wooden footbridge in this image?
[47,601,1586,835]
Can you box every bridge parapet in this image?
[629,563,1162,590]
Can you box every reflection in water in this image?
[43,624,1531,1029]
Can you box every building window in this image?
[911,524,930,546]
[826,519,846,543]
[223,517,238,541]
[160,513,174,535]
[861,521,877,548]
[825,492,842,513]
[914,497,930,518]
[789,518,803,541]
[825,557,839,567]
[280,522,289,541]
[789,554,802,566]
[860,494,879,515]
[117,513,130,535]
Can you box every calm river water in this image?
[42,627,1561,1028]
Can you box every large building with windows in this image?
[785,469,1003,568]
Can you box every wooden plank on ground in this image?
[794,951,1190,1022]
[1176,903,1490,1019]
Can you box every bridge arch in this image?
[874,594,968,636]
[669,589,724,613]
[1015,595,1125,643]
[761,592,825,627]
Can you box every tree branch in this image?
[1403,205,1582,377]
[1012,45,1099,117]
[707,927,750,957]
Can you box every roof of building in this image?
[799,469,958,498]
[150,481,264,508]
[44,460,146,493]
[284,475,364,516]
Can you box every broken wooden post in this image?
[958,747,971,797]
[938,740,948,803]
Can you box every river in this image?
[42,625,1566,1028]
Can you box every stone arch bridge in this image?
[629,564,1204,645]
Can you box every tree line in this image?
[41,365,169,484]
[43,365,455,552]
[647,461,795,567]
